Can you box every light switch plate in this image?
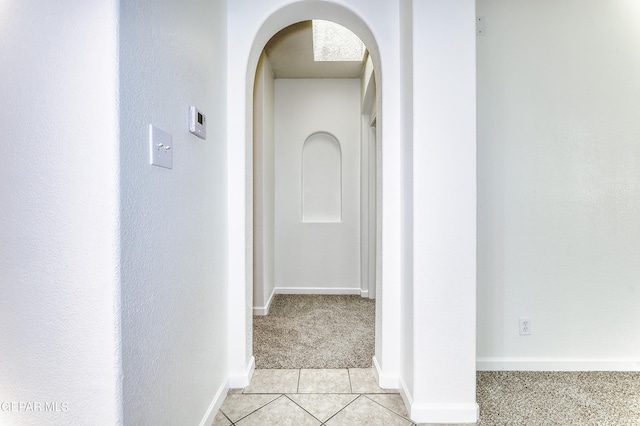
[149,125,172,169]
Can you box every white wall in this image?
[119,0,229,424]
[0,1,121,425]
[477,0,640,370]
[404,1,478,423]
[361,55,378,299]
[399,0,415,403]
[253,53,276,314]
[274,79,361,292]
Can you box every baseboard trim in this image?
[274,287,361,295]
[253,289,276,316]
[477,357,640,371]
[398,375,413,421]
[399,374,478,424]
[198,380,228,426]
[372,356,399,389]
[228,356,255,388]
[410,402,480,424]
[360,289,369,298]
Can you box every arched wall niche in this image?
[302,131,342,223]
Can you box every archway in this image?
[227,1,402,389]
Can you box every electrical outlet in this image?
[519,317,531,335]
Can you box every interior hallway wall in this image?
[119,0,229,424]
[477,0,640,370]
[0,1,121,424]
[360,55,378,299]
[253,53,276,314]
[274,79,362,292]
[399,0,415,402]
[406,0,478,422]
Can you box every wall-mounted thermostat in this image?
[189,106,206,139]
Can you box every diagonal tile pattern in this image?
[235,396,321,426]
[219,394,280,422]
[287,394,359,422]
[325,395,412,426]
[364,393,411,419]
[213,368,415,426]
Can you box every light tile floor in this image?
[213,368,417,426]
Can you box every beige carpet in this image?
[253,294,375,369]
[474,371,640,425]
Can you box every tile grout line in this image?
[220,410,234,426]
[322,394,364,424]
[348,368,353,393]
[225,394,284,425]
[283,394,325,425]
[297,368,301,393]
[362,394,412,422]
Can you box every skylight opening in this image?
[312,20,366,62]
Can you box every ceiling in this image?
[264,21,366,79]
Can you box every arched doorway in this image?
[227,1,403,390]
[252,20,377,369]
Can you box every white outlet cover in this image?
[149,125,173,169]
[519,317,531,335]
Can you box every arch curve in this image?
[246,1,383,87]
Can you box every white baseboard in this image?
[399,375,478,424]
[477,357,640,371]
[372,356,398,389]
[228,356,255,389]
[360,289,369,298]
[254,287,361,314]
[398,375,413,420]
[253,289,276,316]
[198,380,229,426]
[410,402,480,424]
[274,287,361,295]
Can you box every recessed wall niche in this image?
[301,132,342,222]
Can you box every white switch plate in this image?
[149,125,172,169]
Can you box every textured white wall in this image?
[477,0,640,370]
[253,53,276,314]
[407,0,478,422]
[274,79,361,291]
[0,1,121,424]
[119,0,229,424]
